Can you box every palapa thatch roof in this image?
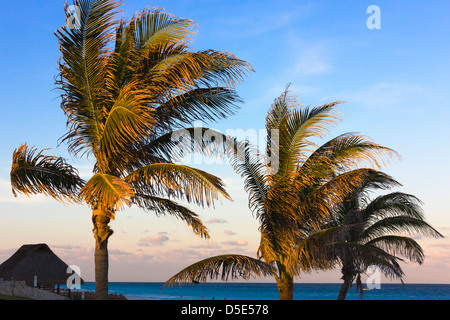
[0,243,84,286]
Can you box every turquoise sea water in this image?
[78,282,450,300]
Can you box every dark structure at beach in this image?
[0,243,83,296]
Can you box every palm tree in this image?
[10,0,252,300]
[323,173,444,300]
[165,87,398,300]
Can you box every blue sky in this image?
[1,0,450,284]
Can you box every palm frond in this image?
[97,81,155,170]
[117,127,230,173]
[126,163,231,207]
[229,141,268,219]
[361,216,444,241]
[287,224,356,275]
[334,242,405,280]
[105,20,135,100]
[266,87,343,187]
[362,192,427,222]
[10,144,84,203]
[164,255,274,288]
[365,236,426,264]
[56,0,122,158]
[131,194,209,239]
[299,133,401,180]
[310,169,399,214]
[135,44,253,103]
[132,8,195,51]
[79,172,134,211]
[153,87,242,131]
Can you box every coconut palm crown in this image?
[165,87,400,300]
[326,175,444,300]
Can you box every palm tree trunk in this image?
[338,278,351,300]
[92,208,114,300]
[95,238,109,300]
[338,266,354,300]
[277,274,294,300]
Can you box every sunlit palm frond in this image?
[79,172,134,211]
[136,44,253,103]
[56,0,122,158]
[10,144,84,203]
[132,8,195,51]
[164,254,274,288]
[153,87,242,131]
[118,127,231,173]
[265,87,343,187]
[299,133,401,181]
[132,194,210,239]
[265,87,291,132]
[309,169,400,215]
[126,163,231,207]
[97,81,155,171]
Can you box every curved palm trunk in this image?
[276,273,294,300]
[92,208,114,300]
[338,265,355,300]
[338,278,351,300]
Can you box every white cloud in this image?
[222,239,248,247]
[294,42,333,76]
[138,232,169,247]
[190,243,222,250]
[206,218,228,224]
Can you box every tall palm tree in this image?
[323,173,444,300]
[164,87,398,300]
[10,0,252,300]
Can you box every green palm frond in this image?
[299,133,400,180]
[56,0,122,158]
[132,8,195,51]
[309,169,399,215]
[267,88,343,182]
[153,87,242,131]
[362,192,427,222]
[229,141,268,218]
[126,163,231,207]
[327,171,443,299]
[333,242,405,278]
[361,216,443,241]
[287,224,357,275]
[365,236,426,264]
[164,255,274,288]
[10,144,84,203]
[132,194,210,239]
[97,81,155,170]
[80,172,134,211]
[134,45,252,107]
[118,127,230,173]
[105,20,135,99]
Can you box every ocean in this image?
[77,282,450,300]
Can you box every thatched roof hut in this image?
[0,244,84,288]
